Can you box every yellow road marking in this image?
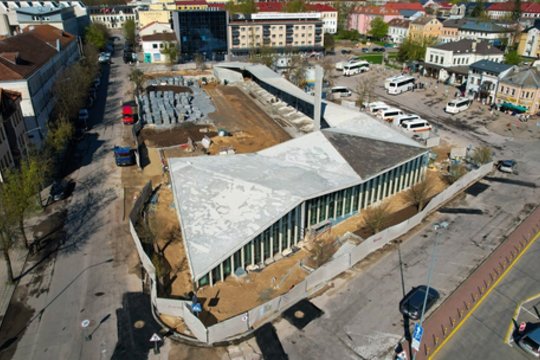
[430,229,540,359]
[504,291,540,344]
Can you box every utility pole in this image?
[412,221,449,360]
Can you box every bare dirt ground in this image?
[486,112,540,140]
[140,124,217,148]
[205,84,291,153]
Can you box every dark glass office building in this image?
[172,10,228,62]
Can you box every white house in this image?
[138,21,173,37]
[465,60,515,104]
[0,25,79,147]
[387,18,410,44]
[141,32,178,63]
[88,5,136,29]
[424,39,504,84]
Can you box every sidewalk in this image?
[405,205,540,360]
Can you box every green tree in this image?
[398,36,435,62]
[226,0,257,14]
[123,19,136,45]
[504,49,521,65]
[512,0,522,20]
[53,63,92,120]
[471,0,487,17]
[0,198,16,282]
[85,23,109,50]
[1,157,45,249]
[47,116,75,152]
[369,17,389,41]
[285,0,307,12]
[324,33,335,52]
[129,68,145,95]
[160,42,179,66]
[471,146,493,165]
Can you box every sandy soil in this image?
[140,124,217,148]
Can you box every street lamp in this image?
[412,220,449,360]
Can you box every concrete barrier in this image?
[208,313,250,344]
[183,304,208,342]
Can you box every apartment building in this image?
[496,67,540,115]
[388,18,410,44]
[0,89,26,182]
[257,2,337,34]
[518,21,540,58]
[408,16,443,42]
[0,25,79,147]
[229,13,324,56]
[88,5,137,29]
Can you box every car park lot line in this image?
[430,228,540,359]
[504,292,540,345]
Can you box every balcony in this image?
[232,39,240,46]
[263,38,271,45]
[263,29,271,37]
[232,30,240,37]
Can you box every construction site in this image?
[122,64,489,342]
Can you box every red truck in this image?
[122,104,135,125]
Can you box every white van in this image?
[378,108,404,122]
[392,114,421,127]
[367,101,389,114]
[401,119,432,133]
[384,75,407,90]
[388,76,416,95]
[343,61,370,76]
[445,97,471,114]
[330,86,352,97]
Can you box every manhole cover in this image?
[294,311,305,319]
[134,320,145,329]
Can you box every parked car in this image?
[399,286,440,320]
[515,321,540,357]
[341,49,352,55]
[361,47,370,53]
[122,104,136,124]
[114,146,136,166]
[98,52,111,64]
[497,160,518,174]
[48,179,73,203]
[372,47,386,52]
[325,50,336,56]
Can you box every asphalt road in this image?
[0,38,145,360]
[435,231,540,360]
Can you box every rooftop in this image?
[459,19,509,33]
[430,39,503,55]
[411,16,439,25]
[256,2,336,12]
[351,5,399,16]
[141,33,177,42]
[388,18,411,28]
[0,25,76,82]
[469,60,513,74]
[384,2,425,12]
[170,129,425,281]
[500,67,540,88]
[487,2,540,13]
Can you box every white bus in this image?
[384,75,407,90]
[392,114,421,127]
[445,97,471,114]
[367,101,389,114]
[343,61,370,76]
[330,86,352,97]
[401,119,432,133]
[378,108,404,122]
[387,76,416,95]
[335,57,362,71]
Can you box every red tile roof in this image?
[0,25,76,82]
[140,21,170,31]
[384,2,424,12]
[351,5,399,15]
[256,2,336,13]
[488,2,540,13]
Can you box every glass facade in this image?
[173,10,228,62]
[198,155,428,287]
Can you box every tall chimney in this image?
[313,65,323,131]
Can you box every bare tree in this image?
[309,238,336,267]
[363,201,391,234]
[286,54,308,89]
[447,163,467,184]
[471,146,492,165]
[405,175,435,213]
[129,68,145,96]
[355,74,376,108]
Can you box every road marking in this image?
[430,228,540,359]
[504,291,540,344]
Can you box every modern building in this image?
[348,6,400,35]
[0,88,26,182]
[141,32,178,63]
[88,5,137,29]
[0,25,79,147]
[388,18,410,44]
[496,67,540,115]
[228,12,324,56]
[168,62,428,287]
[517,21,540,58]
[465,60,514,104]
[424,39,504,84]
[487,2,540,20]
[408,16,443,42]
[172,10,228,61]
[257,2,338,34]
[0,0,89,37]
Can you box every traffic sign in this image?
[411,323,423,351]
[150,333,162,342]
[192,303,202,313]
